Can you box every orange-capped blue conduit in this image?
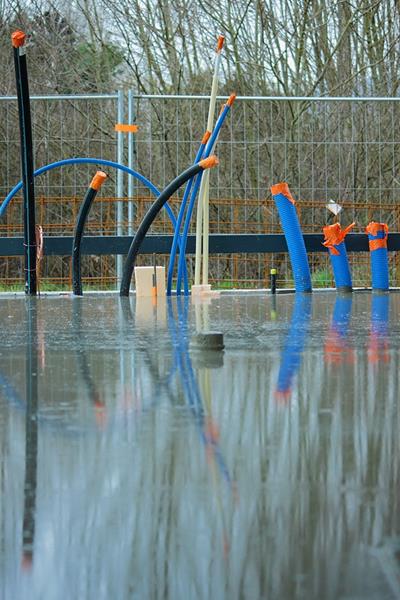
[322,222,354,292]
[271,183,312,293]
[366,222,389,291]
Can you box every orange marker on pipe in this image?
[226,93,236,107]
[201,130,212,145]
[12,30,26,48]
[90,170,107,191]
[199,155,219,170]
[114,123,139,134]
[216,35,225,53]
[270,182,296,205]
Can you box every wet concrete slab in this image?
[0,292,399,599]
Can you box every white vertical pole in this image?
[116,90,124,286]
[194,36,224,288]
[128,89,134,237]
[201,173,210,285]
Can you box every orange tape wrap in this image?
[200,155,219,170]
[270,182,295,205]
[35,225,44,261]
[90,171,107,191]
[322,222,355,255]
[227,93,236,107]
[201,130,211,144]
[12,30,26,48]
[216,35,225,52]
[115,123,139,133]
[365,222,388,251]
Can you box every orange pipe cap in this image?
[12,30,26,48]
[90,171,107,191]
[200,155,219,170]
[227,93,236,107]
[216,35,225,52]
[365,221,388,237]
[270,182,295,204]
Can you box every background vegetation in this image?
[0,0,399,289]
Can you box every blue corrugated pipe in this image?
[275,294,312,401]
[270,183,312,293]
[322,222,354,292]
[366,222,389,291]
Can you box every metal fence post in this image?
[128,89,135,237]
[116,90,124,286]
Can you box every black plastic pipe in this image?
[22,299,38,569]
[72,171,107,295]
[12,31,37,295]
[120,156,219,296]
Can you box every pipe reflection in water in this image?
[123,296,178,408]
[368,293,390,365]
[0,294,399,599]
[275,293,312,401]
[324,294,354,365]
[270,293,277,321]
[72,299,107,429]
[168,298,231,483]
[167,296,233,556]
[22,299,38,570]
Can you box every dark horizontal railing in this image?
[1,233,400,256]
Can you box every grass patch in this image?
[312,269,333,288]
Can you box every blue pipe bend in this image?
[0,157,177,227]
[271,186,312,293]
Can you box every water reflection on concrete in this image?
[275,294,312,401]
[0,292,399,599]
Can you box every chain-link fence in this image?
[1,93,400,289]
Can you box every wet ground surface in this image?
[0,291,399,600]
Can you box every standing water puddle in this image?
[0,292,399,599]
